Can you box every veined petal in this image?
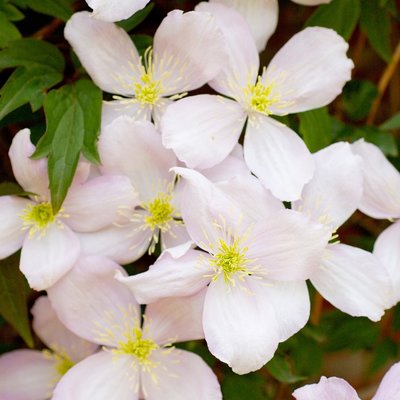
[65,12,140,95]
[153,10,226,95]
[161,95,246,169]
[31,296,97,362]
[264,27,353,114]
[47,256,139,347]
[196,2,259,98]
[244,115,314,201]
[52,351,139,400]
[210,0,278,52]
[160,223,191,250]
[0,349,59,400]
[144,289,206,345]
[312,244,390,321]
[141,349,222,400]
[0,196,29,259]
[293,376,361,400]
[351,139,400,219]
[373,362,400,400]
[20,223,80,290]
[117,247,211,304]
[9,129,49,197]
[86,0,150,22]
[101,100,151,127]
[152,97,173,128]
[203,277,280,374]
[293,142,363,230]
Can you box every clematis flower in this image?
[119,168,330,374]
[292,142,390,321]
[47,255,222,400]
[293,361,400,399]
[0,128,135,290]
[64,10,226,126]
[85,0,150,22]
[0,296,97,400]
[161,2,353,201]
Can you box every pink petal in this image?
[20,223,80,290]
[142,348,222,400]
[244,115,314,201]
[101,100,151,127]
[86,0,150,22]
[31,296,97,362]
[0,196,29,259]
[47,255,139,346]
[153,10,226,94]
[196,2,259,98]
[264,27,353,114]
[293,142,363,230]
[293,376,361,400]
[373,362,400,400]
[351,139,400,219]
[152,97,173,127]
[64,12,140,95]
[312,244,390,321]
[0,349,59,400]
[161,95,246,169]
[52,351,139,400]
[210,0,278,52]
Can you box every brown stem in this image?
[310,292,324,326]
[32,18,63,40]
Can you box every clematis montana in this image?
[119,168,330,374]
[47,256,222,400]
[85,0,150,22]
[292,142,390,321]
[64,10,226,126]
[0,128,135,290]
[293,361,400,399]
[161,2,353,201]
[0,296,97,400]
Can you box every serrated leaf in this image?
[32,80,102,213]
[298,107,333,152]
[0,38,65,71]
[0,252,33,347]
[360,0,392,63]
[0,66,62,121]
[266,355,306,383]
[117,3,154,31]
[0,12,20,48]
[17,0,72,21]
[305,0,360,40]
[0,1,24,21]
[380,113,400,130]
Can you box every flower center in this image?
[143,192,175,232]
[54,353,75,376]
[134,72,162,105]
[20,201,56,237]
[244,77,276,115]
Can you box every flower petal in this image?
[312,244,390,321]
[373,362,400,400]
[153,10,226,94]
[210,0,278,52]
[86,0,150,22]
[293,376,361,400]
[351,139,400,219]
[47,255,139,346]
[244,116,314,201]
[64,12,140,95]
[264,27,353,114]
[142,349,222,400]
[52,351,139,400]
[293,142,363,230]
[101,100,151,127]
[292,0,331,4]
[20,223,80,290]
[0,349,59,400]
[161,95,246,169]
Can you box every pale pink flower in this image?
[293,142,391,321]
[64,10,226,126]
[119,168,330,374]
[85,0,150,22]
[162,3,353,201]
[47,255,222,400]
[0,296,97,400]
[0,128,136,290]
[293,362,400,400]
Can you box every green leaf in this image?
[355,126,398,157]
[342,80,379,121]
[223,373,266,400]
[117,3,154,31]
[16,0,72,21]
[132,34,153,56]
[32,79,102,213]
[0,66,62,120]
[0,252,33,347]
[360,0,392,63]
[266,355,306,383]
[0,181,25,196]
[305,0,360,40]
[380,113,400,130]
[0,12,20,48]
[369,339,398,373]
[0,1,24,21]
[298,107,333,152]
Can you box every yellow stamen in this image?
[244,77,276,115]
[134,72,162,105]
[20,201,55,237]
